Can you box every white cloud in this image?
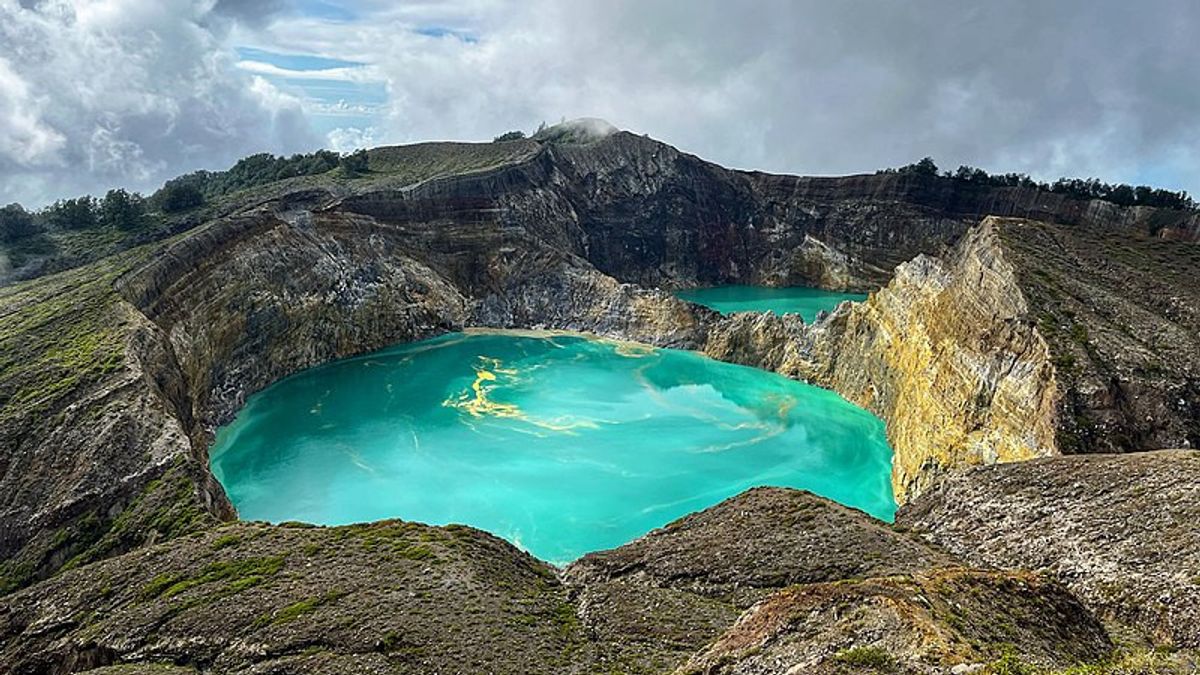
[327,126,376,152]
[307,100,385,117]
[0,57,66,166]
[0,0,319,206]
[251,0,1200,193]
[234,59,383,83]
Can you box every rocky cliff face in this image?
[704,213,1200,502]
[0,255,223,596]
[548,133,1200,291]
[705,217,1061,501]
[5,130,1199,586]
[676,568,1111,675]
[997,219,1200,453]
[115,198,707,433]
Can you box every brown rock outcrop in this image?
[3,130,1200,674]
[898,449,1200,648]
[676,569,1111,675]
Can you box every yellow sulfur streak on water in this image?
[444,357,599,433]
[451,358,523,419]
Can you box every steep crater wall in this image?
[705,217,1060,501]
[548,132,1200,291]
[6,132,1200,595]
[114,193,710,434]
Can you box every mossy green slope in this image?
[0,247,217,595]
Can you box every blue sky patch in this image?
[235,44,386,143]
[291,0,358,22]
[415,26,479,43]
[236,47,365,72]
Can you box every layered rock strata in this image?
[705,217,1060,500]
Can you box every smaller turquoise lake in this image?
[676,285,867,321]
[209,330,895,564]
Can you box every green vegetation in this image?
[338,148,370,176]
[0,257,132,426]
[141,555,285,600]
[98,189,148,230]
[211,534,241,550]
[0,203,41,242]
[375,630,430,658]
[156,175,205,212]
[987,650,1041,675]
[254,590,346,628]
[879,157,1195,211]
[547,601,581,639]
[43,196,99,230]
[396,543,435,560]
[0,149,343,283]
[881,156,940,177]
[166,150,340,201]
[493,130,527,142]
[0,560,35,595]
[344,521,444,562]
[1,141,542,284]
[53,460,214,577]
[362,140,539,185]
[378,630,403,651]
[1069,323,1090,345]
[833,645,896,671]
[0,461,225,593]
[982,645,1186,674]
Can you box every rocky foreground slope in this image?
[899,450,1200,649]
[2,125,1200,672]
[0,488,1125,674]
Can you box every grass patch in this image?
[833,645,896,671]
[60,462,213,574]
[211,534,240,550]
[987,651,1040,675]
[983,645,1192,675]
[0,258,132,425]
[141,556,285,600]
[347,522,443,562]
[1069,323,1090,345]
[545,601,582,640]
[254,590,347,628]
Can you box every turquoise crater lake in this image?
[209,330,895,564]
[676,285,868,321]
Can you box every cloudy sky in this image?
[2,0,1198,206]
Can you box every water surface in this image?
[676,285,867,321]
[210,330,895,564]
